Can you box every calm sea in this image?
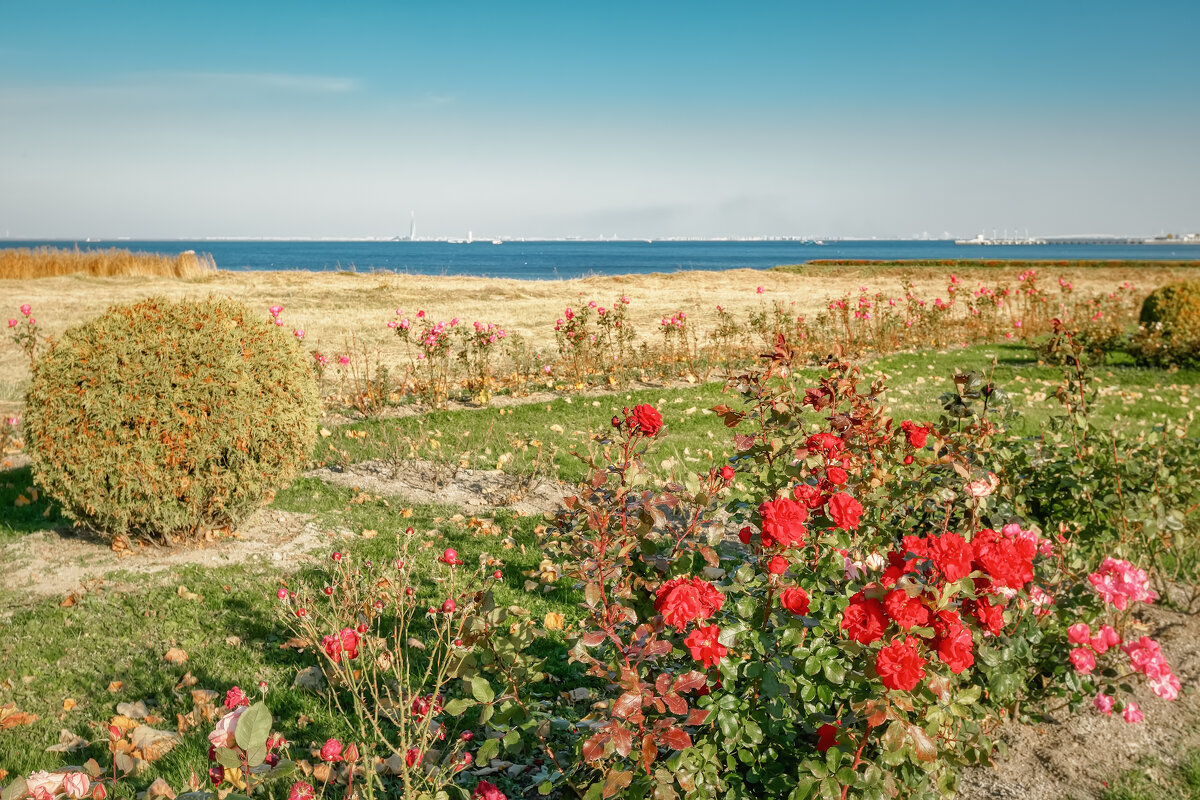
[2,239,1195,279]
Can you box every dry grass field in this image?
[1,261,1194,408]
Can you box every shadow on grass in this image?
[0,463,66,541]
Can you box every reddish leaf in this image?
[654,673,672,696]
[580,632,607,647]
[662,694,688,715]
[684,708,710,725]
[658,725,692,751]
[639,640,673,659]
[671,671,707,694]
[907,723,938,762]
[640,734,656,775]
[602,768,633,798]
[582,731,609,763]
[612,691,643,720]
[611,725,633,758]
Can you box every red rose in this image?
[963,596,1005,635]
[936,624,975,674]
[767,555,789,575]
[931,608,963,637]
[900,420,930,449]
[626,404,664,436]
[816,722,840,753]
[320,738,344,763]
[738,526,752,544]
[928,532,974,583]
[758,496,809,549]
[841,593,887,644]
[806,433,845,457]
[792,483,826,509]
[883,589,930,630]
[780,587,810,616]
[825,466,849,486]
[322,627,360,661]
[901,535,928,560]
[971,529,1034,589]
[875,638,927,692]
[881,552,907,587]
[224,686,249,710]
[684,624,727,668]
[827,492,863,531]
[473,781,507,800]
[655,577,723,630]
[719,465,735,482]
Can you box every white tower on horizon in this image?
[409,211,416,242]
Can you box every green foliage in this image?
[23,297,319,544]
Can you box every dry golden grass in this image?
[0,263,1193,409]
[0,246,216,279]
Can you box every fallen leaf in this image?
[109,714,139,733]
[190,689,219,706]
[224,636,242,648]
[131,725,182,761]
[60,593,79,607]
[116,701,149,720]
[107,681,124,693]
[176,585,202,602]
[361,529,378,538]
[44,728,89,753]
[62,698,77,711]
[0,703,38,729]
[292,666,326,692]
[175,672,198,690]
[163,648,188,665]
[144,777,176,800]
[543,612,565,631]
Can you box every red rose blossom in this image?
[792,483,826,509]
[900,420,930,448]
[841,593,887,644]
[816,722,840,753]
[655,577,723,630]
[827,492,863,531]
[875,638,927,691]
[883,589,931,630]
[936,624,975,674]
[758,496,809,548]
[963,596,1005,636]
[972,528,1035,589]
[473,781,507,800]
[626,404,664,436]
[928,532,974,583]
[684,624,727,668]
[825,466,849,486]
[806,433,845,456]
[767,555,789,575]
[780,587,810,616]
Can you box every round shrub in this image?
[1139,279,1200,326]
[1132,280,1200,367]
[24,297,320,544]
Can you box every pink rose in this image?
[1067,622,1091,645]
[320,738,344,763]
[1122,702,1144,723]
[1069,647,1096,674]
[208,706,247,748]
[62,774,90,800]
[1093,692,1115,716]
[26,772,65,800]
[289,783,315,800]
[20,304,32,316]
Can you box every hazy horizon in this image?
[2,1,1197,240]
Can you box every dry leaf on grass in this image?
[176,585,202,602]
[0,703,38,729]
[543,612,565,630]
[292,666,326,692]
[116,701,149,720]
[62,698,77,711]
[131,725,182,761]
[143,777,176,800]
[163,648,188,665]
[44,728,88,753]
[107,681,124,692]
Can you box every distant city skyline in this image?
[1,1,1197,240]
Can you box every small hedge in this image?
[24,297,320,544]
[1131,280,1200,367]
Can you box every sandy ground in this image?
[1,264,1189,407]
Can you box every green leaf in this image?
[215,747,242,770]
[477,736,500,762]
[245,743,267,768]
[444,697,476,716]
[234,702,272,751]
[821,660,845,685]
[471,676,496,704]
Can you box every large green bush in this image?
[1130,280,1200,367]
[24,297,320,544]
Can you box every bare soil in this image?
[957,601,1200,799]
[0,508,331,610]
[306,458,566,517]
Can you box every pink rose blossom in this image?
[6,319,15,328]
[1122,702,1144,723]
[62,774,89,800]
[1069,647,1096,674]
[20,304,32,316]
[208,706,247,748]
[26,772,65,800]
[1067,622,1091,645]
[1093,692,1115,716]
[289,783,315,800]
[1088,557,1157,610]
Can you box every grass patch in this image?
[1093,749,1200,800]
[0,246,217,280]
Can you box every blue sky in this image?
[1,1,1197,239]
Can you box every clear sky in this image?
[1,1,1197,240]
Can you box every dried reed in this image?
[0,246,217,279]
